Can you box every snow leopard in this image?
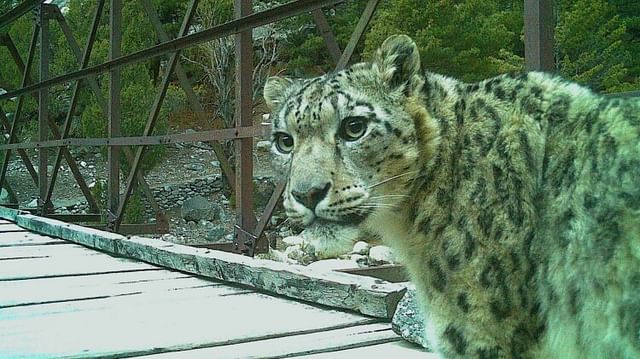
[263,35,640,358]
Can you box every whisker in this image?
[368,195,410,199]
[358,204,397,209]
[367,171,418,189]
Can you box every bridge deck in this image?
[0,219,431,358]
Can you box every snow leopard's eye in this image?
[274,132,294,153]
[340,116,367,141]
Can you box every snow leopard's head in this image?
[264,35,439,226]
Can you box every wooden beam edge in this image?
[0,208,407,319]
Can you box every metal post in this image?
[38,5,50,214]
[335,0,380,70]
[312,9,342,65]
[234,0,256,255]
[107,0,122,225]
[524,0,555,72]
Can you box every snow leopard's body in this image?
[263,35,640,358]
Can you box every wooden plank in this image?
[0,254,157,281]
[0,270,203,307]
[10,214,407,318]
[0,285,375,358]
[0,231,67,247]
[137,323,399,359]
[0,242,103,260]
[0,223,27,232]
[290,340,435,359]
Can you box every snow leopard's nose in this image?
[291,182,331,210]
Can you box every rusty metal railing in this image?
[0,0,383,256]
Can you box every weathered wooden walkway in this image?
[0,218,432,358]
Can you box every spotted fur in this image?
[264,35,640,358]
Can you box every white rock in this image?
[80,161,87,167]
[307,259,357,271]
[369,245,396,265]
[350,254,369,267]
[160,234,177,242]
[282,235,304,247]
[351,241,370,255]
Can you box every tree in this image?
[182,0,279,160]
[364,0,524,82]
[555,0,639,93]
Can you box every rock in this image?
[352,241,370,255]
[161,234,177,242]
[0,188,8,203]
[184,163,205,171]
[198,219,214,229]
[53,199,81,210]
[210,160,220,168]
[350,254,369,267]
[180,195,220,222]
[392,285,430,349]
[80,161,87,167]
[205,227,225,241]
[281,235,304,247]
[224,233,234,241]
[25,199,38,208]
[307,259,357,271]
[369,245,396,265]
[256,140,271,151]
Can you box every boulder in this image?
[351,241,371,255]
[392,284,430,349]
[205,226,225,242]
[369,245,396,265]
[180,195,220,222]
[0,188,9,203]
[184,163,205,171]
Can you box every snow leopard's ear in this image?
[374,35,422,95]
[264,76,294,111]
